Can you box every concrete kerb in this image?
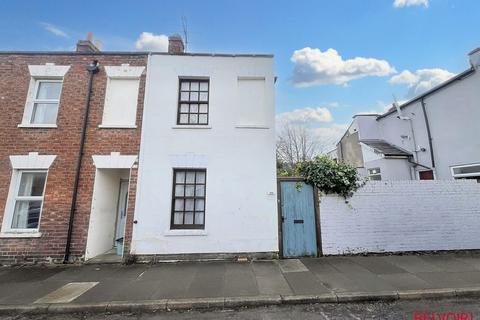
[1,288,480,315]
[335,291,399,302]
[397,288,456,300]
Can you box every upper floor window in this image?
[177,79,209,125]
[20,64,70,128]
[101,65,145,128]
[30,80,62,125]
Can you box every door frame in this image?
[113,178,129,245]
[277,177,322,258]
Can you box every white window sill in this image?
[164,230,208,237]
[172,125,212,130]
[18,124,57,128]
[235,125,270,129]
[98,125,137,129]
[0,232,42,238]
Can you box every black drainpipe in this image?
[64,60,100,263]
[420,97,435,168]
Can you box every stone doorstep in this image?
[2,288,480,315]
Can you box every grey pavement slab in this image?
[343,272,397,293]
[455,271,480,284]
[252,261,292,295]
[323,257,373,275]
[415,271,474,288]
[346,256,408,274]
[278,259,308,273]
[73,279,132,303]
[300,257,339,274]
[315,272,363,293]
[381,255,443,273]
[378,273,434,290]
[223,263,258,297]
[418,255,478,272]
[112,279,162,301]
[455,255,480,270]
[283,271,330,295]
[0,279,69,304]
[0,266,64,283]
[184,262,225,298]
[145,264,197,299]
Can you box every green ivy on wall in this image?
[297,155,362,198]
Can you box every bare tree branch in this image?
[276,123,325,173]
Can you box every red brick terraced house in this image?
[0,38,148,264]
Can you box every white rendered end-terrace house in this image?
[334,47,480,182]
[131,44,278,260]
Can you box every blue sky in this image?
[1,0,479,148]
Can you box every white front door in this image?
[115,179,129,242]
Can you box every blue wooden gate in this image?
[279,180,318,258]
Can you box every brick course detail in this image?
[0,53,147,264]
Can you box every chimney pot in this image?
[76,33,100,53]
[168,35,185,54]
[468,47,480,69]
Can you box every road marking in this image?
[278,259,309,273]
[34,282,98,304]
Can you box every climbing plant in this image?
[297,155,361,198]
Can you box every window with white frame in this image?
[30,80,62,124]
[20,64,70,127]
[2,152,55,236]
[368,167,382,181]
[8,171,47,231]
[101,65,144,128]
[451,163,480,182]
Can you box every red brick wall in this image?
[0,53,147,264]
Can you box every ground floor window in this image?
[171,168,206,229]
[8,170,47,231]
[419,170,434,180]
[368,167,381,181]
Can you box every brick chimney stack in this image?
[76,32,100,53]
[168,35,185,54]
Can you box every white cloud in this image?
[135,32,169,52]
[276,107,333,124]
[393,0,429,8]
[40,22,69,38]
[311,124,349,151]
[276,107,343,152]
[389,68,456,95]
[291,48,396,87]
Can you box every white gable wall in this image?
[377,69,480,179]
[132,55,278,255]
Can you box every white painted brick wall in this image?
[320,180,480,255]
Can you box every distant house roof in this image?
[360,140,411,157]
